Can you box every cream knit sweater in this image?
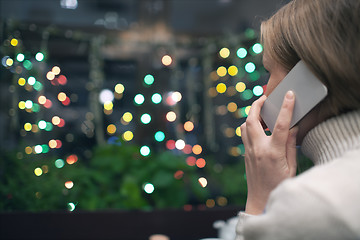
[235,110,360,240]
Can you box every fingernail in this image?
[286,91,294,99]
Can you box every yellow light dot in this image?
[236,126,241,136]
[122,131,134,141]
[104,101,113,110]
[236,82,246,92]
[162,55,172,66]
[25,146,32,154]
[228,65,238,76]
[48,139,57,149]
[58,92,67,102]
[166,111,177,122]
[18,78,26,86]
[11,38,18,46]
[122,112,133,122]
[38,96,46,104]
[46,71,55,81]
[52,116,61,125]
[24,123,32,131]
[198,177,208,188]
[216,83,227,94]
[6,58,14,66]
[34,167,43,176]
[18,101,26,109]
[245,106,251,115]
[219,48,230,58]
[107,124,116,135]
[52,66,61,75]
[115,83,125,94]
[227,102,238,112]
[192,144,202,155]
[216,66,227,77]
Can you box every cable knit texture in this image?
[235,110,360,240]
[301,110,360,165]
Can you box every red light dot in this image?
[62,97,70,106]
[66,154,78,165]
[174,170,184,180]
[58,118,65,128]
[58,75,67,85]
[182,144,192,154]
[196,158,206,168]
[166,140,176,150]
[186,156,196,166]
[55,140,62,149]
[44,99,52,108]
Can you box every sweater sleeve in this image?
[237,177,355,240]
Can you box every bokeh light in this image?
[216,83,227,94]
[144,74,155,85]
[166,111,176,122]
[151,93,162,104]
[253,85,264,96]
[122,112,133,122]
[55,159,65,168]
[175,139,185,150]
[252,43,263,54]
[115,83,125,94]
[198,177,207,188]
[122,131,134,141]
[228,65,238,76]
[196,158,206,168]
[184,121,194,132]
[219,47,230,58]
[144,183,155,194]
[107,124,116,134]
[154,131,165,142]
[245,62,256,73]
[140,113,151,124]
[216,66,227,77]
[99,89,114,104]
[34,167,43,176]
[140,145,151,156]
[35,52,44,61]
[134,94,145,105]
[162,55,172,66]
[192,144,202,155]
[237,48,247,58]
[65,181,74,189]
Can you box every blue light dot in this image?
[245,62,256,73]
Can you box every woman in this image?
[236,0,360,239]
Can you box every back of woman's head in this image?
[261,0,360,116]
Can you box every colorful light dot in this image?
[236,126,241,137]
[175,139,185,150]
[67,203,76,212]
[24,123,32,131]
[18,101,26,109]
[154,131,165,142]
[162,55,172,66]
[184,121,194,132]
[227,102,238,112]
[99,89,114,104]
[104,101,113,110]
[52,66,61,75]
[253,85,264,96]
[140,113,151,124]
[186,156,196,166]
[27,76,36,86]
[216,66,227,77]
[144,74,155,85]
[65,181,74,189]
[122,112,133,122]
[228,65,238,76]
[219,47,230,58]
[192,144,202,155]
[55,159,65,168]
[134,94,145,105]
[35,52,44,61]
[25,100,33,109]
[196,158,206,168]
[166,111,176,122]
[107,124,116,135]
[216,83,227,94]
[34,167,43,176]
[198,177,207,187]
[252,43,263,54]
[245,62,256,73]
[10,38,18,46]
[171,92,182,103]
[66,154,78,165]
[151,93,162,104]
[144,183,155,194]
[122,131,134,141]
[16,54,25,62]
[140,145,151,156]
[237,48,247,58]
[115,83,125,94]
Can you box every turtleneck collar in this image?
[301,110,360,165]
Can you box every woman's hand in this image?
[241,91,299,215]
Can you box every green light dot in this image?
[23,60,33,70]
[237,48,247,59]
[55,159,65,168]
[32,103,40,113]
[16,53,25,62]
[252,43,263,54]
[140,145,151,156]
[35,52,44,62]
[45,122,53,131]
[67,202,76,212]
[41,144,49,153]
[144,183,155,194]
[140,113,151,124]
[144,74,155,85]
[245,28,256,39]
[241,89,254,101]
[154,131,165,142]
[33,81,43,91]
[245,62,256,73]
[151,93,162,104]
[134,94,145,105]
[253,85,264,96]
[249,71,260,81]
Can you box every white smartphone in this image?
[260,60,328,132]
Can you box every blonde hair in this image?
[261,0,360,116]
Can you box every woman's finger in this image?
[246,95,268,140]
[272,91,296,147]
